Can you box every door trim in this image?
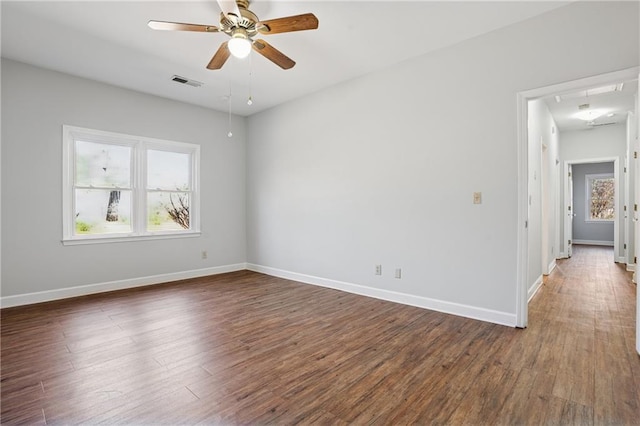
[563,157,620,260]
[516,66,639,328]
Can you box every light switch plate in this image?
[473,192,482,204]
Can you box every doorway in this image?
[564,160,618,256]
[515,67,639,334]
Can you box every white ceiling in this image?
[544,80,638,132]
[1,1,573,116]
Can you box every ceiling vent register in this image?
[171,75,203,87]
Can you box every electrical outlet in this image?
[201,250,208,260]
[473,192,482,204]
[395,268,402,279]
[375,265,382,276]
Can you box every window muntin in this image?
[146,149,193,232]
[585,173,614,222]
[73,140,133,236]
[63,126,200,244]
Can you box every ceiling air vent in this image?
[171,75,203,88]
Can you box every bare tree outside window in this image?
[589,176,614,220]
[106,190,121,221]
[165,193,190,229]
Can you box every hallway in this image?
[525,244,639,423]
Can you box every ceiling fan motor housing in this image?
[220,0,260,37]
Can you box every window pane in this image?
[147,150,190,190]
[76,141,131,188]
[75,189,132,235]
[147,192,190,231]
[590,178,614,220]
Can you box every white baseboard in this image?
[0,263,247,309]
[572,240,614,246]
[528,275,543,302]
[246,264,516,327]
[2,262,522,328]
[545,259,557,275]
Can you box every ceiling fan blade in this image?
[257,13,319,35]
[148,20,219,33]
[217,0,241,21]
[207,42,231,70]
[252,40,295,70]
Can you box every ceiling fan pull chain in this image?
[227,86,233,138]
[248,55,254,106]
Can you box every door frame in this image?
[562,157,620,258]
[516,66,639,328]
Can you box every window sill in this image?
[62,231,201,246]
[584,220,614,224]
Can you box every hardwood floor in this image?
[1,245,638,424]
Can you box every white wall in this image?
[527,100,543,293]
[559,124,628,259]
[528,98,559,297]
[1,59,247,302]
[543,115,560,276]
[246,1,639,325]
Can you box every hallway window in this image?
[585,173,614,221]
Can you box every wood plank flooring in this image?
[1,245,638,424]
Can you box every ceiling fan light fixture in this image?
[228,31,252,58]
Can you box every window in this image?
[585,173,614,222]
[63,125,200,244]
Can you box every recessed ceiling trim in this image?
[555,82,625,102]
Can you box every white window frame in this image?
[585,173,614,223]
[62,125,200,245]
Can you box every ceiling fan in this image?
[148,0,319,70]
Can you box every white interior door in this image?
[565,163,574,257]
[635,74,639,354]
[624,153,630,262]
